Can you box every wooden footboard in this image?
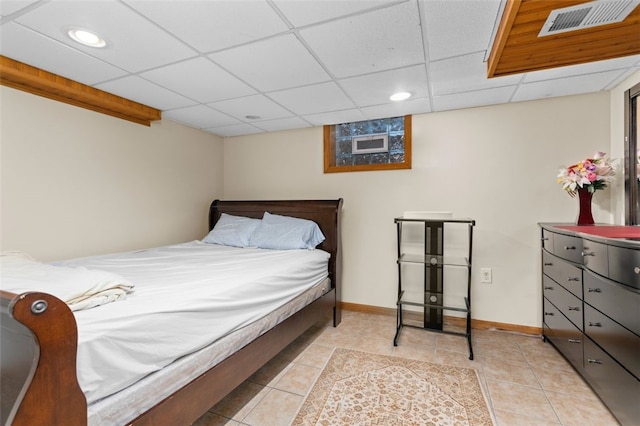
[1,199,343,425]
[1,290,87,425]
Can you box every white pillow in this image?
[203,213,261,247]
[249,212,325,250]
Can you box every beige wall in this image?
[0,86,224,261]
[223,92,612,327]
[2,75,630,328]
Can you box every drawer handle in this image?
[587,358,603,364]
[588,322,602,327]
[564,246,576,251]
[542,237,549,241]
[635,267,640,274]
[568,338,581,344]
[567,277,580,282]
[544,286,553,290]
[587,288,602,293]
[581,251,595,257]
[544,312,554,316]
[568,306,580,311]
[544,262,553,266]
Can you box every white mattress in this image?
[54,241,330,408]
[88,277,329,425]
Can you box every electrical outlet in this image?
[480,268,492,283]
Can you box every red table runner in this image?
[555,225,640,239]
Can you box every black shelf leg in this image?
[394,302,402,346]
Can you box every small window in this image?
[324,115,411,173]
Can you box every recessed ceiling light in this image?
[68,28,106,48]
[390,92,411,101]
[245,115,261,120]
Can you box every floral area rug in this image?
[293,348,494,426]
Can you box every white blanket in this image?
[53,241,329,404]
[0,252,134,311]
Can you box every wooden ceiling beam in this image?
[487,0,522,79]
[487,0,640,78]
[0,56,161,126]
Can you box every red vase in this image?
[576,188,594,225]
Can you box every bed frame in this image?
[1,199,343,426]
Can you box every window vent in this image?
[352,133,389,154]
[538,0,640,37]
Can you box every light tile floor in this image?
[193,310,619,426]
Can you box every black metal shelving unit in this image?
[393,217,475,360]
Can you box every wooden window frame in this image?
[324,115,412,173]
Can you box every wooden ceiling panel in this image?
[488,0,640,78]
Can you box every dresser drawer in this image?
[552,233,583,263]
[583,338,640,426]
[542,251,582,298]
[583,269,640,336]
[608,245,640,290]
[584,304,640,379]
[541,229,554,252]
[543,275,583,329]
[581,239,608,278]
[543,297,584,369]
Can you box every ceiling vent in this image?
[538,0,640,37]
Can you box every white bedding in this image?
[0,252,134,311]
[88,278,329,425]
[53,241,330,404]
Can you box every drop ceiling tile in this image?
[140,57,255,104]
[164,105,239,129]
[209,34,330,92]
[14,0,196,73]
[512,71,625,103]
[208,94,292,122]
[360,97,432,120]
[339,65,429,107]
[253,117,312,133]
[272,0,395,27]
[0,0,39,17]
[123,0,288,53]
[430,52,521,96]
[0,22,127,84]
[303,109,367,126]
[299,1,424,78]
[422,0,501,61]
[206,123,265,138]
[267,81,355,115]
[4,0,640,138]
[432,86,516,112]
[523,55,640,82]
[96,76,196,110]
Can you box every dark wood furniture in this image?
[1,199,342,426]
[393,217,475,360]
[540,224,640,426]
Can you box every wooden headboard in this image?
[209,199,343,325]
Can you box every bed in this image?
[0,199,343,425]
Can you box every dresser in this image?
[540,224,640,425]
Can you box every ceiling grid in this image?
[0,0,638,136]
